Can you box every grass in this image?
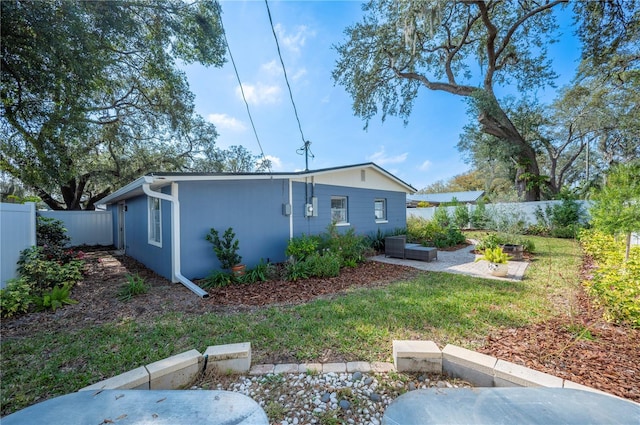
[0,236,582,415]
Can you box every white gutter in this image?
[142,177,208,298]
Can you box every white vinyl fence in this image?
[407,200,592,227]
[0,205,113,288]
[1,203,37,288]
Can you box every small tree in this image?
[590,161,640,260]
[206,227,242,270]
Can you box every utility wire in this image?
[264,0,312,169]
[215,1,271,173]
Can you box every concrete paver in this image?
[372,243,528,281]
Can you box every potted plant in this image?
[206,227,244,276]
[475,246,509,277]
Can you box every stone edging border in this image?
[80,339,623,402]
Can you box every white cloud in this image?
[291,68,307,82]
[419,160,432,171]
[237,83,281,105]
[260,60,280,76]
[206,113,245,131]
[366,147,408,165]
[274,23,315,55]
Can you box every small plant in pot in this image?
[206,227,244,276]
[475,246,509,277]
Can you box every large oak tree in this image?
[333,0,564,201]
[1,0,226,209]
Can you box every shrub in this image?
[305,252,342,278]
[431,225,466,248]
[285,259,311,281]
[202,270,233,288]
[0,278,33,318]
[453,204,470,229]
[433,206,450,228]
[470,201,489,229]
[242,260,275,284]
[580,229,639,328]
[319,224,368,267]
[117,274,149,301]
[36,216,71,262]
[206,227,242,270]
[32,284,77,312]
[286,234,320,261]
[17,246,84,292]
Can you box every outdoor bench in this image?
[385,235,437,262]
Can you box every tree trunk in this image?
[477,108,541,201]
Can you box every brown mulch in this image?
[2,249,638,403]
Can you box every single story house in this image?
[99,163,416,297]
[406,190,485,207]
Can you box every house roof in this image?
[98,162,417,205]
[407,190,485,205]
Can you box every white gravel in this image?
[193,371,472,424]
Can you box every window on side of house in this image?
[331,196,349,225]
[374,198,387,222]
[148,197,162,247]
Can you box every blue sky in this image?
[183,1,581,191]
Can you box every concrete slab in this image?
[393,340,442,373]
[382,388,640,425]
[494,359,563,388]
[299,363,323,374]
[274,363,299,374]
[3,390,269,425]
[204,342,251,373]
[146,349,202,390]
[249,364,274,375]
[323,363,347,373]
[347,361,371,373]
[442,344,497,387]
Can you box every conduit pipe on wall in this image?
[142,177,209,298]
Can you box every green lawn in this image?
[1,236,582,415]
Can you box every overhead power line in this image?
[264,0,312,170]
[215,1,271,173]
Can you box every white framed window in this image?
[331,196,349,225]
[374,198,387,222]
[148,197,162,247]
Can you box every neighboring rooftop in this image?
[407,190,485,207]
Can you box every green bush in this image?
[470,201,489,229]
[202,270,233,288]
[285,234,320,261]
[319,225,368,267]
[431,225,466,248]
[206,227,242,270]
[241,260,274,284]
[433,206,450,228]
[285,259,311,281]
[475,232,535,254]
[117,274,149,301]
[0,278,33,318]
[580,229,639,328]
[453,204,470,229]
[36,216,71,262]
[17,247,84,293]
[32,284,77,312]
[305,252,342,278]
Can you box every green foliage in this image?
[470,201,490,229]
[118,274,149,302]
[241,260,275,284]
[202,270,233,288]
[433,206,450,228]
[1,0,225,209]
[17,247,84,293]
[0,278,33,318]
[408,217,465,248]
[533,199,586,239]
[590,161,640,259]
[453,204,470,229]
[476,232,535,254]
[285,259,311,282]
[475,247,509,264]
[32,284,77,312]
[318,224,369,267]
[304,252,342,278]
[286,234,320,262]
[580,229,640,328]
[206,227,242,270]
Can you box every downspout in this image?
[142,177,209,298]
[288,179,293,239]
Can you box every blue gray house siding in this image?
[292,182,406,237]
[177,178,291,279]
[121,192,173,279]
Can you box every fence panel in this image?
[40,210,113,247]
[0,203,36,288]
